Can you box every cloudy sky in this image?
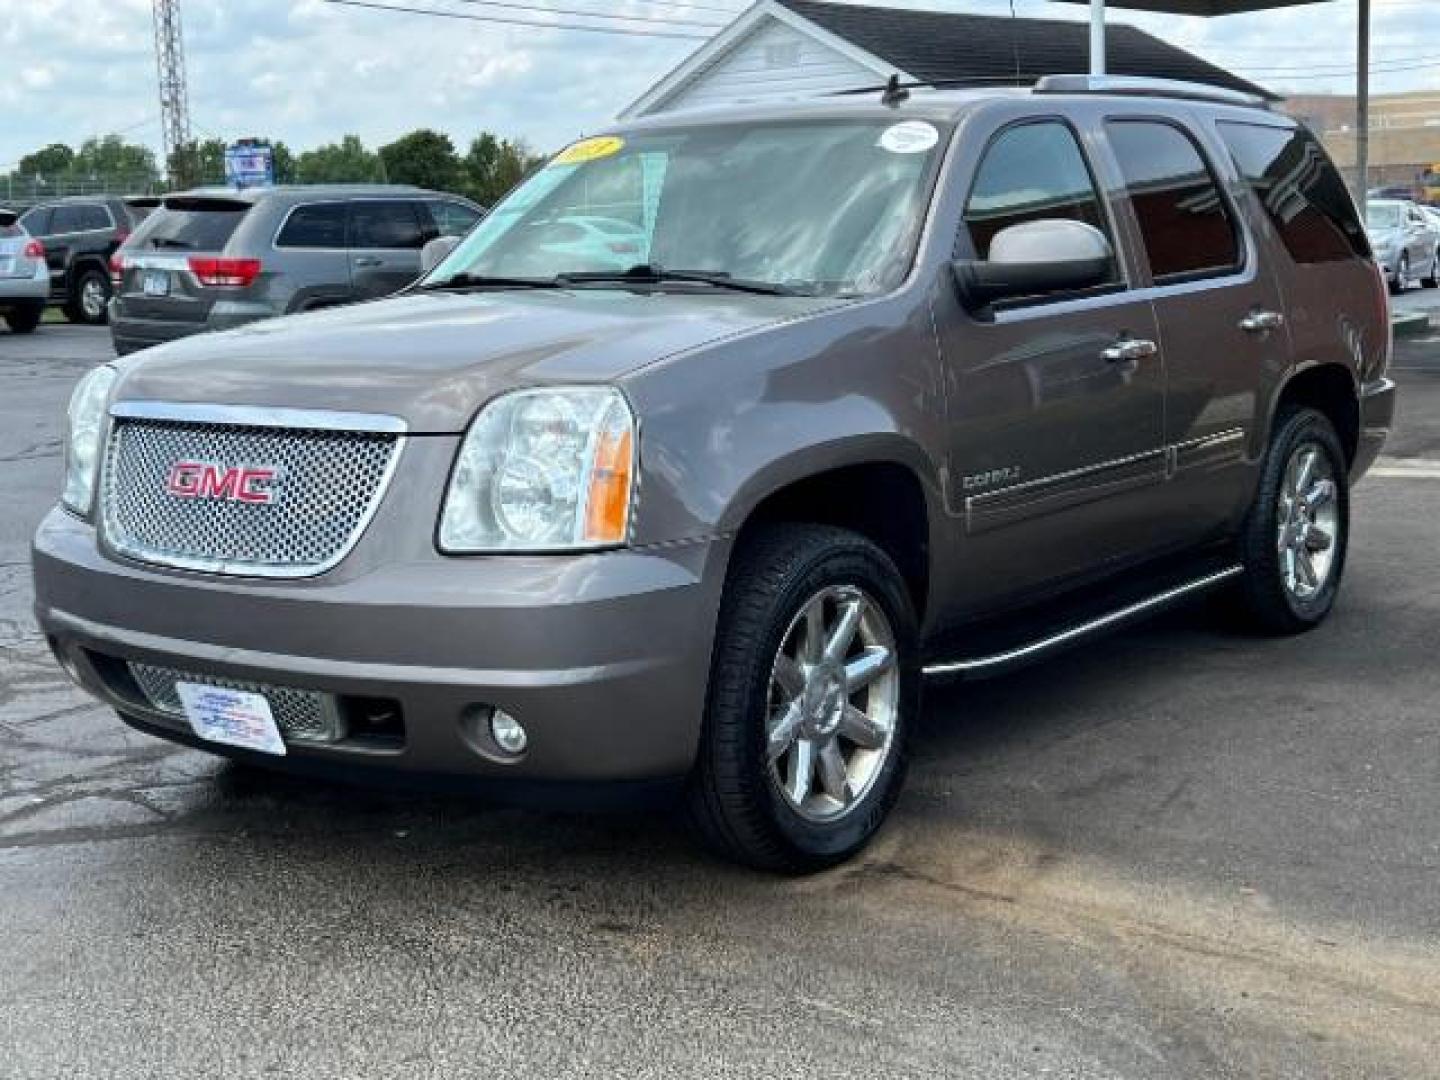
[2,0,1437,171]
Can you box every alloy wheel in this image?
[81,277,107,320]
[765,584,899,822]
[1276,442,1340,602]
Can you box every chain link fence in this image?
[1,174,168,209]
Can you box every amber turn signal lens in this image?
[583,423,634,545]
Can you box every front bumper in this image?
[33,507,727,791]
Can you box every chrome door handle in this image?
[1240,310,1284,333]
[354,256,384,268]
[1102,338,1158,363]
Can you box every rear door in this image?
[347,200,427,297]
[934,117,1167,605]
[271,201,353,311]
[41,205,84,286]
[1101,116,1287,545]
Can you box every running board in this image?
[923,565,1244,679]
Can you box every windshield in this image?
[1366,203,1404,230]
[424,119,949,297]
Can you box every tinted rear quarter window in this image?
[134,200,251,252]
[1107,120,1240,282]
[349,201,425,249]
[963,120,1115,265]
[1220,123,1370,264]
[19,207,51,235]
[276,203,347,248]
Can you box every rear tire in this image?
[3,303,42,334]
[687,524,919,873]
[1423,248,1440,289]
[1233,408,1349,635]
[64,266,110,325]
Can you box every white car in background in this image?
[0,209,49,334]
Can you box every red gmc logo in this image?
[165,461,282,505]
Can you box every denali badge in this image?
[165,461,283,505]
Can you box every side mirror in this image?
[952,219,1115,312]
[420,235,460,277]
[0,209,17,229]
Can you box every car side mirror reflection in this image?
[952,219,1115,313]
[420,235,461,277]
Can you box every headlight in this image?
[62,365,117,516]
[439,387,636,552]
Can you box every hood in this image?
[114,289,839,432]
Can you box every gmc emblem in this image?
[165,461,283,505]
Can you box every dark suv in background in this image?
[108,185,484,355]
[18,195,151,325]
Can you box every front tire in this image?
[687,524,919,873]
[64,266,110,325]
[1391,252,1410,295]
[3,303,43,334]
[1233,408,1349,635]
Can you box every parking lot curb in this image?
[1392,311,1431,338]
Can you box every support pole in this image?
[1090,0,1106,76]
[1355,0,1370,205]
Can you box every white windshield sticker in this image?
[878,121,939,155]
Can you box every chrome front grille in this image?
[100,415,401,577]
[128,661,345,743]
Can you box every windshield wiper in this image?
[558,265,809,296]
[148,237,194,250]
[417,272,566,291]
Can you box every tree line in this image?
[6,129,547,207]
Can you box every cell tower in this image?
[152,0,193,182]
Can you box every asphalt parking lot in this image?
[2,315,1438,1079]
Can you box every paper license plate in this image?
[142,269,170,296]
[176,682,287,756]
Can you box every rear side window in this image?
[19,207,51,235]
[963,120,1115,265]
[132,201,250,252]
[1219,122,1369,263]
[1106,120,1241,282]
[349,201,425,249]
[276,203,347,248]
[51,204,110,232]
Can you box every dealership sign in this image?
[224,142,274,189]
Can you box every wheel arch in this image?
[720,440,940,623]
[1270,362,1360,467]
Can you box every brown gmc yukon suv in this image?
[33,77,1395,871]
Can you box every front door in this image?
[934,118,1166,613]
[347,200,427,299]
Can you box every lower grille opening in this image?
[88,654,405,750]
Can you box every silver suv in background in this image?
[0,209,50,334]
[108,185,484,355]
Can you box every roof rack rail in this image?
[1034,74,1271,110]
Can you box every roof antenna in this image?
[881,74,910,107]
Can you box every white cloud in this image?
[3,0,1438,171]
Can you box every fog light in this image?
[490,709,528,754]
